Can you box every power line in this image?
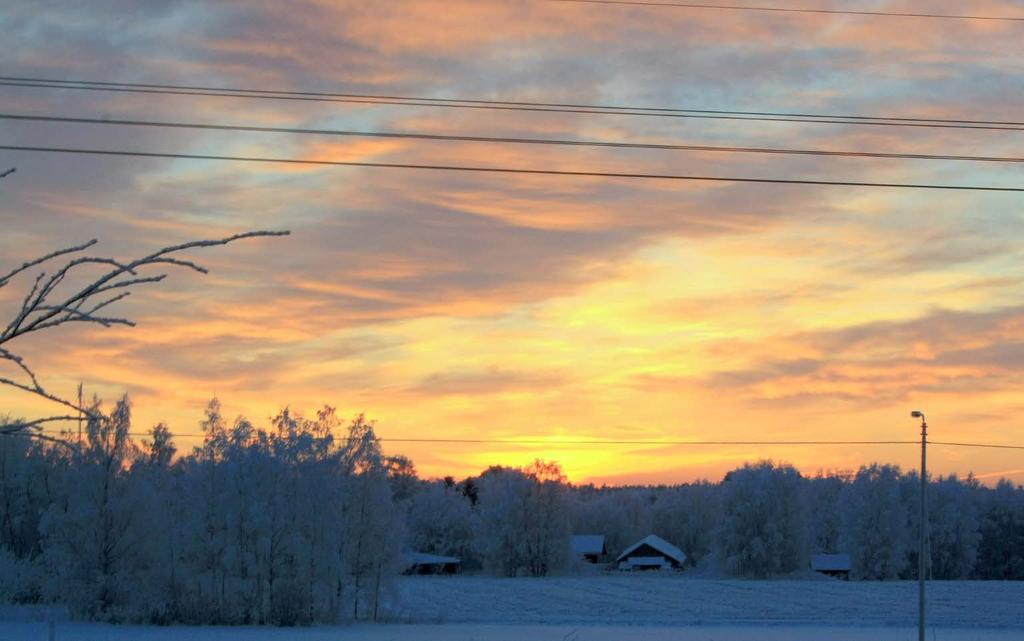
[330,438,918,446]
[3,144,1023,192]
[930,441,1024,451]
[4,78,1024,132]
[8,76,1024,127]
[547,0,1024,22]
[6,112,1023,164]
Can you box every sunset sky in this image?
[2,0,1023,485]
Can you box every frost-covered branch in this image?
[0,415,82,434]
[0,230,290,439]
[0,239,98,291]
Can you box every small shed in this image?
[616,534,686,571]
[810,553,851,579]
[571,534,607,563]
[403,551,461,575]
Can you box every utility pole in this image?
[911,410,928,641]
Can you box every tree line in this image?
[1,398,1022,625]
[0,398,404,624]
[416,459,1023,582]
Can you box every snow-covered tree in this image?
[4,398,1024,627]
[806,473,845,554]
[39,395,143,619]
[520,460,570,577]
[841,464,910,580]
[476,466,533,577]
[717,461,807,577]
[976,479,1024,579]
[570,487,653,560]
[928,474,981,579]
[8,397,407,624]
[407,480,475,564]
[651,481,719,567]
[475,461,570,577]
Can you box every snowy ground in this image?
[2,577,1022,640]
[395,575,1024,628]
[1,623,1022,641]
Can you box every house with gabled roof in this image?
[616,534,686,571]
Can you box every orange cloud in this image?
[4,0,1024,487]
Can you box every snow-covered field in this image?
[1,623,1022,641]
[2,576,1022,640]
[395,575,1024,627]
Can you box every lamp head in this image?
[911,410,924,419]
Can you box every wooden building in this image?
[810,553,851,579]
[615,534,686,571]
[403,551,461,575]
[571,534,607,563]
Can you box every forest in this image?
[1,397,1022,625]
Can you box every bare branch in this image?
[4,429,78,451]
[1,229,288,445]
[84,291,133,316]
[32,305,135,328]
[2,275,44,341]
[0,239,97,290]
[23,256,140,322]
[1,415,81,434]
[148,230,290,258]
[70,256,139,271]
[6,272,46,336]
[37,256,139,301]
[21,272,45,309]
[0,347,42,391]
[2,230,289,345]
[148,257,208,273]
[0,376,95,417]
[0,168,13,180]
[83,274,167,299]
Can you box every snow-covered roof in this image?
[404,551,461,566]
[810,553,851,572]
[615,534,686,565]
[571,534,606,555]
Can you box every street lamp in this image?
[911,410,928,641]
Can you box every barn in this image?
[403,551,461,575]
[571,534,607,563]
[615,534,686,571]
[810,553,851,579]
